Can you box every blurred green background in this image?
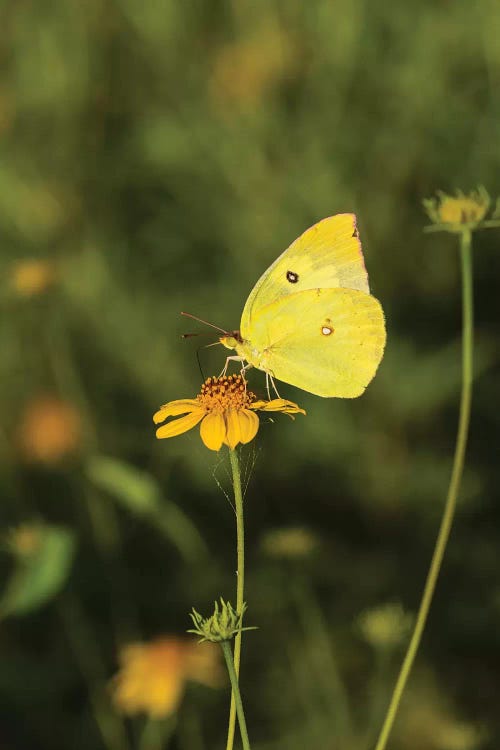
[1,0,500,748]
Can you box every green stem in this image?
[374,229,473,750]
[291,577,352,739]
[138,716,176,750]
[221,641,251,750]
[225,449,245,750]
[59,596,131,750]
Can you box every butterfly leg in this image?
[265,372,282,400]
[236,362,253,392]
[219,355,246,378]
[265,372,271,400]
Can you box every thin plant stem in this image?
[178,704,206,750]
[59,595,131,750]
[221,641,251,750]
[374,229,473,750]
[138,716,176,750]
[225,448,245,750]
[291,576,352,740]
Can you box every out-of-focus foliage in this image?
[0,523,75,618]
[1,0,499,748]
[87,454,208,562]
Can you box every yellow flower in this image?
[10,259,57,297]
[209,26,295,112]
[260,526,319,559]
[6,524,42,557]
[17,396,82,464]
[357,602,412,649]
[110,636,223,718]
[153,375,305,451]
[394,671,485,750]
[423,187,490,230]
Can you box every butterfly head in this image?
[220,331,243,351]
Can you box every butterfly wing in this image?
[240,214,369,336]
[239,287,386,398]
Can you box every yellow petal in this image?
[153,399,200,424]
[156,409,204,439]
[252,399,306,415]
[146,673,184,718]
[185,642,224,688]
[225,408,241,450]
[238,409,259,444]
[200,412,226,451]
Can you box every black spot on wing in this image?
[286,270,299,284]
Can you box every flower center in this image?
[439,197,487,224]
[197,375,255,413]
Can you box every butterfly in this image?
[219,214,386,398]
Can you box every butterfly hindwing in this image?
[238,287,386,398]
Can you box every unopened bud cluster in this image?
[188,599,254,643]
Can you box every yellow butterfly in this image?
[219,214,386,398]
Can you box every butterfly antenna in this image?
[182,331,217,340]
[181,333,223,352]
[181,311,227,335]
[195,346,206,380]
[181,312,230,377]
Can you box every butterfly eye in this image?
[286,270,299,283]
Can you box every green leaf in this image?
[86,455,208,563]
[0,525,76,618]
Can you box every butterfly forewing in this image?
[240,214,370,337]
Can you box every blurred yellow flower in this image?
[395,670,485,750]
[111,637,223,718]
[209,26,295,111]
[10,259,57,297]
[357,602,412,649]
[153,375,305,451]
[6,523,42,557]
[17,396,82,464]
[260,526,318,559]
[423,188,490,230]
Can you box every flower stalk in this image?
[221,640,251,750]
[374,225,474,750]
[188,598,255,750]
[226,448,245,750]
